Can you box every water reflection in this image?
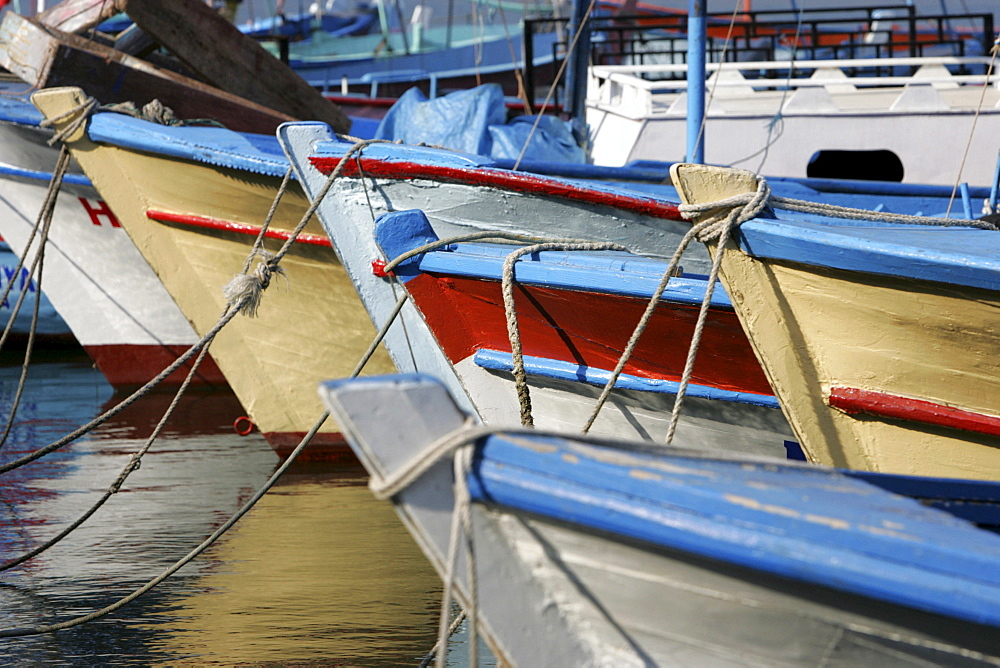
[0,356,442,665]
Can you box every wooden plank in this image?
[0,13,295,135]
[119,0,352,134]
[36,0,123,34]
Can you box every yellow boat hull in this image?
[672,163,1000,480]
[36,90,395,461]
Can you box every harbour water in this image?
[0,353,458,665]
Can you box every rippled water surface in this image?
[0,355,448,665]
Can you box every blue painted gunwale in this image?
[735,216,1000,292]
[0,82,45,127]
[502,156,994,203]
[0,82,90,187]
[461,427,1000,627]
[473,348,779,407]
[86,114,291,177]
[846,470,1000,528]
[373,209,732,307]
[417,243,730,307]
[308,137,694,206]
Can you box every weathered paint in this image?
[672,162,1000,480]
[34,87,396,459]
[320,374,1000,664]
[474,349,779,407]
[308,155,688,221]
[85,342,227,388]
[0,92,220,384]
[400,269,770,396]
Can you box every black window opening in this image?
[806,150,904,183]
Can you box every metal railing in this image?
[522,5,994,112]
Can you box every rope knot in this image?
[677,176,772,243]
[41,96,99,145]
[223,251,286,317]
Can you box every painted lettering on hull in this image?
[78,197,121,227]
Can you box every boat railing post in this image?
[523,18,535,113]
[565,0,591,146]
[960,182,973,220]
[989,149,1000,215]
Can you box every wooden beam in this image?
[0,13,295,135]
[119,0,351,134]
[36,0,123,34]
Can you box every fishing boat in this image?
[0,80,228,385]
[335,207,795,457]
[319,373,1000,665]
[279,118,998,455]
[582,12,999,185]
[670,161,1000,480]
[32,86,396,462]
[240,4,378,42]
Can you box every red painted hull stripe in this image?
[829,387,1000,438]
[308,156,684,221]
[146,210,332,247]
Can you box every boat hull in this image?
[0,120,226,384]
[320,375,1000,665]
[588,59,1000,186]
[714,250,1000,478]
[671,162,1000,480]
[404,269,792,456]
[39,135,396,459]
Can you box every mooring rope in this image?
[0,226,412,632]
[661,179,772,443]
[221,138,395,318]
[0,411,328,638]
[40,97,223,147]
[380,230,569,275]
[371,407,1000,666]
[580,242,690,435]
[0,303,242,476]
[0,128,384,473]
[240,166,295,276]
[380,230,610,429]
[0,126,424,633]
[0,241,47,451]
[0,144,67,448]
[0,146,71,357]
[364,419,488,668]
[0,343,214,573]
[500,241,629,426]
[418,609,467,668]
[511,0,600,171]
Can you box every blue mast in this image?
[686,0,706,163]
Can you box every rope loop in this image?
[40,97,98,145]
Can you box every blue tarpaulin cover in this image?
[374,84,585,163]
